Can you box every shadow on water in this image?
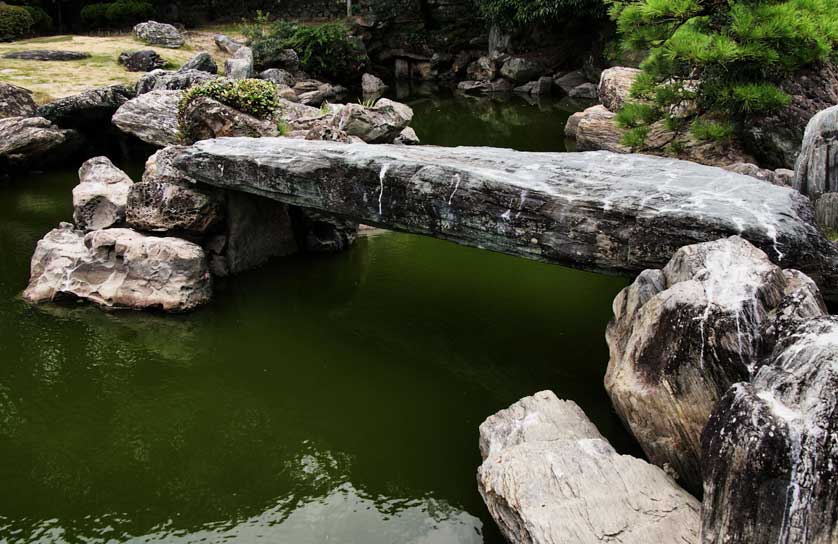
[0,95,633,543]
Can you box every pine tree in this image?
[611,0,838,144]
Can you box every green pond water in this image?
[0,95,631,543]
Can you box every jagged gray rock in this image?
[73,157,134,231]
[794,105,838,201]
[499,57,542,83]
[135,69,216,95]
[0,116,82,172]
[112,90,181,146]
[605,236,826,491]
[214,34,243,54]
[478,390,700,544]
[257,48,299,72]
[165,139,838,300]
[37,85,134,130]
[22,224,211,312]
[224,47,254,80]
[179,52,217,74]
[133,21,184,48]
[332,98,413,143]
[702,316,838,544]
[118,49,166,72]
[259,68,296,87]
[0,82,36,118]
[361,73,388,95]
[180,96,278,143]
[598,67,641,112]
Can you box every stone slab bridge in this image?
[168,138,838,300]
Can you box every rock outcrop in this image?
[180,96,278,143]
[118,50,166,72]
[333,98,413,143]
[133,21,184,48]
[214,34,244,54]
[598,67,641,112]
[361,73,387,95]
[0,116,82,172]
[794,105,838,201]
[2,50,89,61]
[259,68,296,87]
[22,224,211,312]
[73,157,134,231]
[605,236,826,491]
[702,316,838,543]
[224,47,254,80]
[478,390,700,544]
[37,85,134,130]
[135,69,216,95]
[0,82,36,118]
[112,90,181,146]
[165,139,838,300]
[179,52,217,74]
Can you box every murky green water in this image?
[0,95,630,543]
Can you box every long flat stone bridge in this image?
[167,138,838,299]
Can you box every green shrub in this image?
[622,125,650,148]
[611,0,838,131]
[0,4,33,41]
[243,18,367,83]
[689,118,734,141]
[477,0,606,27]
[615,102,657,128]
[23,5,51,34]
[81,1,153,29]
[177,79,281,138]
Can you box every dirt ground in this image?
[0,27,244,103]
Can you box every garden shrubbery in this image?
[476,0,606,27]
[610,0,838,147]
[0,4,33,41]
[80,0,154,29]
[22,5,51,33]
[242,17,367,83]
[177,78,280,140]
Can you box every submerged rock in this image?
[0,82,36,119]
[702,316,838,543]
[165,139,838,300]
[118,50,167,72]
[23,224,211,312]
[73,157,134,231]
[332,98,413,143]
[37,85,134,130]
[0,116,82,172]
[112,90,181,147]
[478,390,700,544]
[135,69,216,95]
[134,21,184,49]
[605,236,826,490]
[179,52,217,74]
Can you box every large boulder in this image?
[112,90,181,147]
[573,105,630,153]
[256,48,299,72]
[499,57,542,83]
[332,98,413,143]
[793,104,838,201]
[0,82,36,118]
[73,157,134,231]
[297,83,337,107]
[554,70,588,94]
[0,116,82,172]
[133,21,184,49]
[478,390,700,544]
[361,73,388,95]
[702,316,838,543]
[135,69,217,95]
[118,50,166,72]
[180,96,278,144]
[126,147,224,236]
[259,68,296,88]
[466,56,496,82]
[22,224,211,312]
[742,62,838,169]
[224,47,254,80]
[37,85,135,130]
[2,50,89,61]
[214,34,244,54]
[598,67,641,112]
[179,52,217,74]
[605,236,826,491]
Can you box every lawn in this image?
[0,27,244,103]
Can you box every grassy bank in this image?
[0,27,242,103]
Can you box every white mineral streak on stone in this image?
[378,163,389,216]
[448,173,461,205]
[478,390,700,544]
